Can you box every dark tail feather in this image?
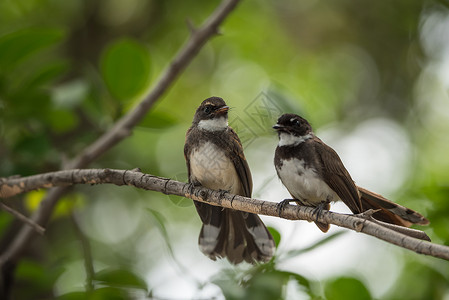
[194,201,275,264]
[314,222,330,232]
[358,187,429,226]
[314,202,331,233]
[231,211,275,263]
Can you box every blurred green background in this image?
[1,0,449,299]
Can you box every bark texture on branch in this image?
[1,168,447,261]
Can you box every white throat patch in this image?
[278,133,312,147]
[198,117,228,131]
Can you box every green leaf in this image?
[325,277,371,300]
[245,271,289,300]
[14,132,52,158]
[213,277,246,300]
[46,109,79,133]
[56,292,89,300]
[267,226,281,247]
[57,288,129,300]
[89,288,129,300]
[0,213,13,237]
[0,28,64,70]
[146,208,169,239]
[282,230,346,260]
[26,60,69,89]
[278,271,312,293]
[100,38,151,101]
[140,111,178,129]
[15,259,62,297]
[94,268,147,291]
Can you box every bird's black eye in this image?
[290,118,301,126]
[204,105,212,114]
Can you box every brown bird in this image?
[184,97,275,264]
[273,113,429,233]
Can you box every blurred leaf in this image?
[25,191,84,218]
[57,291,89,300]
[24,190,46,212]
[14,133,52,159]
[278,271,312,295]
[46,109,79,133]
[94,268,147,291]
[387,260,449,299]
[140,111,178,129]
[244,271,288,300]
[282,231,346,260]
[146,208,169,238]
[58,288,129,300]
[0,212,13,237]
[15,259,62,296]
[325,277,371,300]
[100,38,151,101]
[26,60,69,88]
[89,288,130,300]
[267,226,281,247]
[213,277,246,300]
[0,28,64,70]
[146,208,189,273]
[214,266,294,300]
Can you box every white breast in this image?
[190,142,241,194]
[276,158,340,206]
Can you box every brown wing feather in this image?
[227,127,253,198]
[314,138,363,213]
[184,127,193,181]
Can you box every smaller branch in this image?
[0,202,45,235]
[1,168,447,261]
[70,213,94,292]
[186,19,197,35]
[368,217,429,241]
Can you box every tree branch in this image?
[0,0,241,267]
[1,168,447,261]
[0,202,45,235]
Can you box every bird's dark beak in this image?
[215,106,229,114]
[272,124,283,130]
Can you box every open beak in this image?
[215,105,229,114]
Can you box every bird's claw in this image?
[276,199,295,217]
[312,201,330,222]
[218,189,228,198]
[186,182,196,195]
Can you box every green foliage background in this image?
[1,0,449,299]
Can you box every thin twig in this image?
[0,202,45,235]
[1,168,447,261]
[0,0,241,267]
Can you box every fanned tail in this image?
[358,186,429,226]
[195,202,275,264]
